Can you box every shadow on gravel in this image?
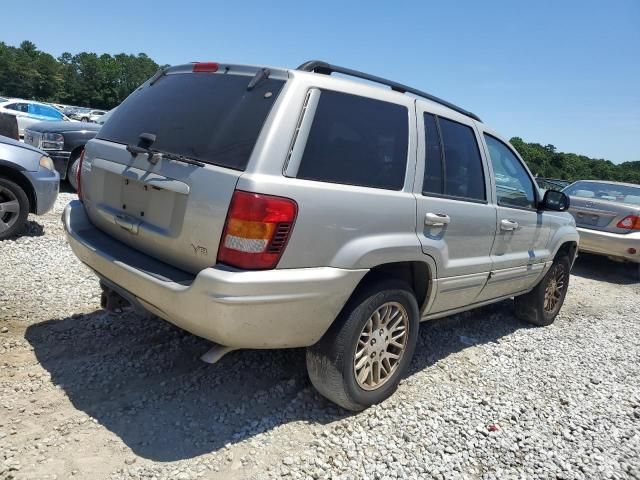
[3,220,45,240]
[571,253,638,285]
[26,300,526,462]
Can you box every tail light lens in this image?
[76,149,85,201]
[616,215,640,230]
[217,190,297,270]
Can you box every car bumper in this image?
[23,167,59,215]
[62,200,367,349]
[577,227,640,263]
[44,150,72,179]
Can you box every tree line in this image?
[1,41,638,184]
[510,138,640,185]
[0,40,161,110]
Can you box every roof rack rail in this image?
[296,60,481,122]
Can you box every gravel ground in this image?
[1,191,639,480]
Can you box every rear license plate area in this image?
[576,212,599,226]
[119,177,179,231]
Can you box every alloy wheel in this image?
[544,264,566,314]
[0,186,20,235]
[354,301,409,390]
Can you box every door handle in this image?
[425,212,451,226]
[500,219,519,231]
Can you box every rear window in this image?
[97,72,285,171]
[297,90,408,190]
[564,181,640,205]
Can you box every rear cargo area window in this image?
[297,90,408,190]
[97,72,285,171]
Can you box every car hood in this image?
[26,121,101,133]
[0,134,45,155]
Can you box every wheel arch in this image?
[351,260,435,314]
[553,240,578,266]
[0,165,36,213]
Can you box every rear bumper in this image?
[62,200,367,348]
[577,227,640,263]
[23,167,59,215]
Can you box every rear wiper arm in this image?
[153,150,205,168]
[126,144,205,168]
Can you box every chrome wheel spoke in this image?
[355,353,369,370]
[0,220,9,233]
[0,200,19,213]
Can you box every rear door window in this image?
[296,90,408,190]
[421,114,486,201]
[97,72,285,171]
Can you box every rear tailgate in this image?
[80,64,287,273]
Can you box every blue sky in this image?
[3,0,638,162]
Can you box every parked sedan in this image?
[564,180,640,264]
[0,134,59,239]
[0,100,73,137]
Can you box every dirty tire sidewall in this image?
[515,255,571,326]
[0,177,29,240]
[307,279,419,411]
[67,153,81,191]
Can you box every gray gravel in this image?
[1,191,639,480]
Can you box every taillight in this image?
[616,215,640,230]
[217,190,297,270]
[76,149,85,201]
[193,62,219,73]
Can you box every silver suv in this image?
[63,60,578,410]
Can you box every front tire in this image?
[306,279,419,411]
[514,256,571,326]
[0,177,29,240]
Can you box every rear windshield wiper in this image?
[155,150,205,168]
[126,144,205,167]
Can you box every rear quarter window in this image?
[296,90,409,190]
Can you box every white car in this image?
[0,100,73,137]
[71,109,106,123]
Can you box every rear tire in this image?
[514,256,570,326]
[0,177,29,240]
[67,150,82,191]
[306,279,419,411]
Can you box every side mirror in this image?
[541,190,570,212]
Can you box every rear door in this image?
[415,110,496,314]
[81,66,287,274]
[477,133,550,301]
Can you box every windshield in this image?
[97,72,285,171]
[564,181,640,205]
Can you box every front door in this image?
[415,111,497,314]
[477,133,551,301]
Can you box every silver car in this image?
[0,135,59,239]
[63,60,578,410]
[564,180,640,264]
